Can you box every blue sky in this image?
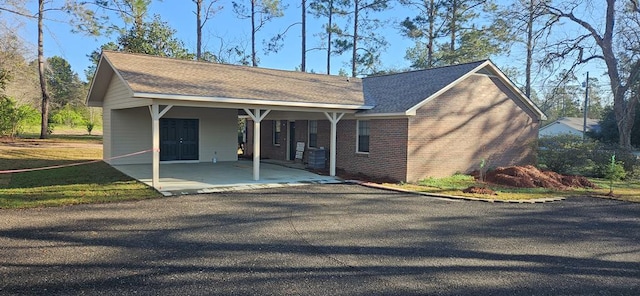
[8,0,608,98]
[13,0,412,77]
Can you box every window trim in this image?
[308,120,318,148]
[356,120,370,154]
[273,120,281,146]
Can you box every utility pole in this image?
[582,72,590,140]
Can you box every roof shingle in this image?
[360,61,486,114]
[102,51,366,107]
[92,52,544,120]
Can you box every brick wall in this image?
[336,119,409,182]
[405,74,540,181]
[245,119,327,163]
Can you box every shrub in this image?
[538,134,596,175]
[86,121,94,135]
[0,96,36,137]
[538,134,640,179]
[601,154,627,195]
[51,105,85,127]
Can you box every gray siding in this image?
[108,107,238,165]
[102,106,111,162]
[102,74,148,110]
[163,107,238,163]
[110,107,152,165]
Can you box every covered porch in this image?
[87,51,372,192]
[114,160,340,196]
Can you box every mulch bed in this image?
[310,162,598,196]
[481,165,598,190]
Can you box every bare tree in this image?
[335,0,389,77]
[310,0,349,74]
[233,0,285,67]
[264,1,310,71]
[543,0,640,148]
[193,0,221,60]
[500,0,550,98]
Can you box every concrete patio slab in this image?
[113,160,341,195]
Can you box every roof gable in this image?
[360,61,487,116]
[359,60,546,120]
[86,54,134,106]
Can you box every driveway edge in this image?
[347,180,566,203]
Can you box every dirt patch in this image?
[481,165,597,190]
[462,186,497,195]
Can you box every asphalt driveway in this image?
[1,184,639,295]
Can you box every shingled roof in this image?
[89,51,367,108]
[87,51,545,119]
[360,61,487,115]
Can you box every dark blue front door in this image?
[160,118,199,161]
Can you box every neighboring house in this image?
[87,51,546,188]
[539,117,600,137]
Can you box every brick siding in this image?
[335,119,409,182]
[405,74,540,181]
[244,74,539,183]
[245,119,331,164]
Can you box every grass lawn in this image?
[385,174,640,202]
[0,136,160,209]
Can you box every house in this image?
[248,61,547,181]
[87,51,546,188]
[539,117,600,137]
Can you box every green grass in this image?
[588,178,640,202]
[0,137,160,209]
[418,174,477,189]
[388,174,640,202]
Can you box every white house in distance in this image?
[539,117,600,137]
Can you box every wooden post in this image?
[149,103,173,190]
[324,112,345,177]
[244,108,271,180]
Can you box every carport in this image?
[86,51,370,191]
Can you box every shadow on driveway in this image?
[1,184,639,295]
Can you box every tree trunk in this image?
[251,0,257,67]
[352,0,358,77]
[600,0,632,148]
[327,1,333,74]
[525,0,534,98]
[617,94,637,148]
[38,0,50,139]
[301,0,306,72]
[427,0,435,68]
[450,0,457,52]
[196,0,202,60]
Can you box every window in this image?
[308,120,318,148]
[273,120,281,145]
[357,120,370,153]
